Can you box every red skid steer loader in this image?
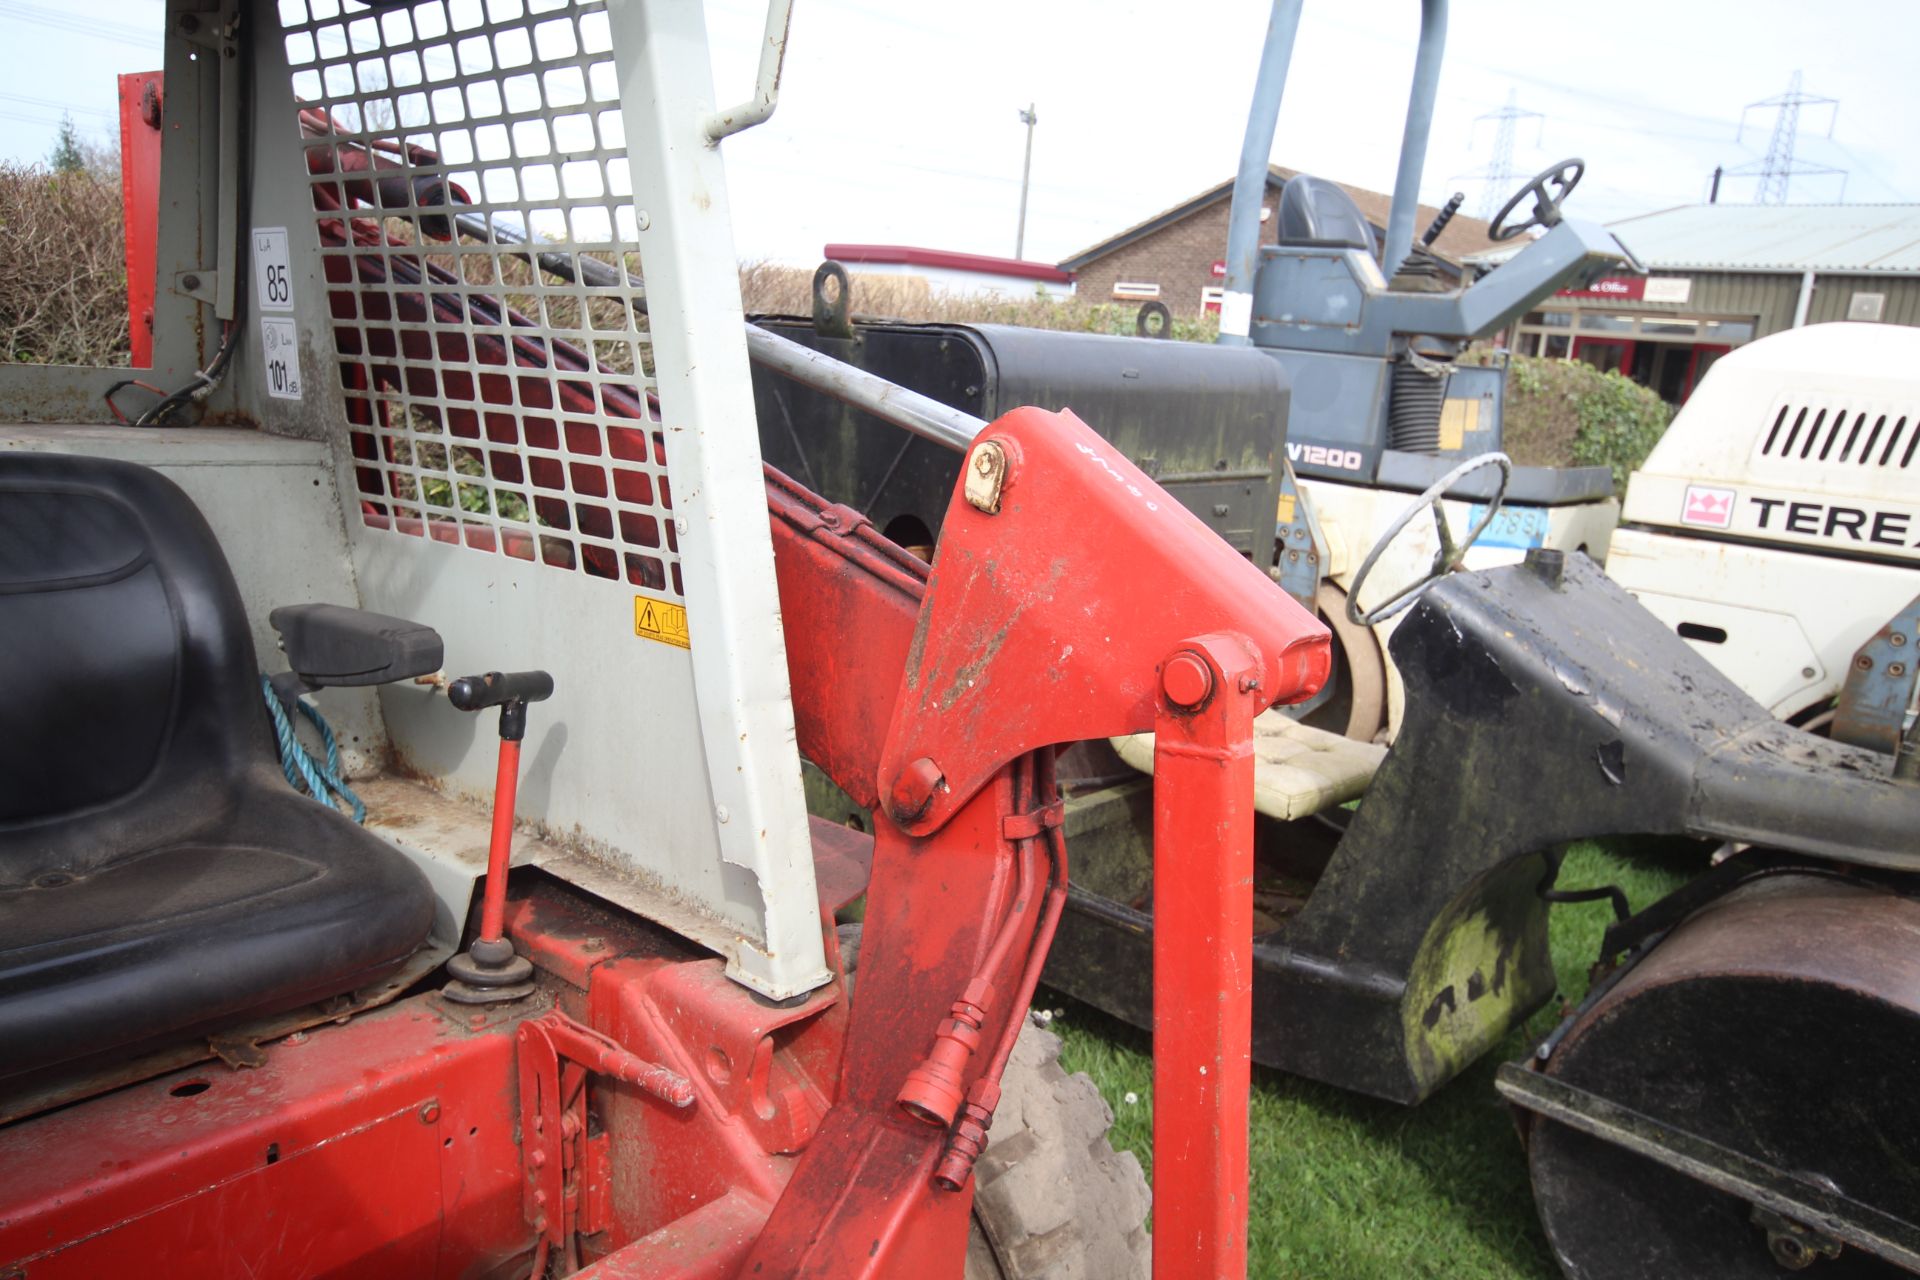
[0,1,1328,1277]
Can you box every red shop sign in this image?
[1557,276,1645,301]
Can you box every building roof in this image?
[1057,164,1499,272]
[1466,203,1920,275]
[823,243,1072,284]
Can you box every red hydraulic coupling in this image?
[933,1077,1004,1191]
[898,978,993,1127]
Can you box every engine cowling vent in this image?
[1758,401,1920,469]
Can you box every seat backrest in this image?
[1276,175,1378,256]
[0,453,272,882]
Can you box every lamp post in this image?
[1016,103,1037,259]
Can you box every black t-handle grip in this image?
[449,670,554,714]
[449,670,553,742]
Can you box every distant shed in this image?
[1471,203,1920,403]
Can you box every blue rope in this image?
[260,675,367,823]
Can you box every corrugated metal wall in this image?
[1694,273,1806,336]
[1570,271,1803,334]
[1564,270,1920,336]
[1803,274,1920,328]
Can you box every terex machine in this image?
[1609,320,1920,730]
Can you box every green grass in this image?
[1044,838,1696,1279]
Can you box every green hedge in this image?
[1492,354,1675,490]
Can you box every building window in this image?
[1113,281,1161,300]
[1848,293,1886,322]
[1511,306,1761,405]
[1513,309,1758,350]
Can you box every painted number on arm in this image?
[252,227,295,312]
[259,316,304,401]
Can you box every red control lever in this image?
[443,669,554,1003]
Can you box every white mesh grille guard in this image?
[279,0,681,596]
[271,0,830,998]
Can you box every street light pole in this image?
[1015,103,1037,260]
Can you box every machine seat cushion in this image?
[1111,710,1385,822]
[0,451,435,1080]
[0,783,434,1076]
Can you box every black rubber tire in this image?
[836,927,1150,1279]
[965,1020,1152,1280]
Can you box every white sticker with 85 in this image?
[252,226,294,312]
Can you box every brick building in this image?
[1060,164,1498,317]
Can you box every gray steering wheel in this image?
[1489,158,1585,242]
[1345,451,1513,628]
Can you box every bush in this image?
[1496,353,1674,489]
[0,157,130,367]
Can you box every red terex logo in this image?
[1681,484,1736,529]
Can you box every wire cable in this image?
[128,7,252,427]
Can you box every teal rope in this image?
[260,675,367,823]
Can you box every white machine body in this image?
[1609,322,1920,719]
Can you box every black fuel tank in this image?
[748,318,1289,559]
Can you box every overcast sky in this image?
[5,0,1915,266]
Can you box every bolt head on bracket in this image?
[964,439,1009,514]
[888,756,946,824]
[1162,651,1215,709]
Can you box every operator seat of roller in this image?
[0,452,438,1080]
[1276,174,1379,257]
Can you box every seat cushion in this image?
[1111,710,1385,822]
[0,771,435,1078]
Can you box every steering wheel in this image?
[1488,158,1585,242]
[1345,451,1513,628]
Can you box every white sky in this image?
[5,0,1916,266]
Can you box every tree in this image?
[49,115,84,174]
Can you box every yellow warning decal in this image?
[633,593,690,649]
[1276,493,1296,524]
[1438,397,1480,452]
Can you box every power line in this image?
[0,107,116,135]
[0,92,117,123]
[1723,70,1845,204]
[1308,10,1749,136]
[1826,141,1910,202]
[0,0,162,48]
[1450,93,1737,149]
[1451,88,1544,221]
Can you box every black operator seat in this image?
[1276,174,1379,257]
[0,452,436,1079]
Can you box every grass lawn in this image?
[1045,837,1697,1279]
